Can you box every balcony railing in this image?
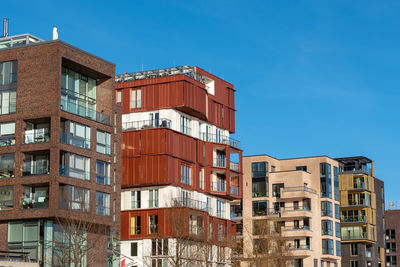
[172,197,212,214]
[340,165,372,176]
[230,162,239,171]
[211,181,226,192]
[24,129,50,144]
[61,89,110,125]
[282,186,317,194]
[59,165,90,180]
[353,182,368,190]
[284,225,311,231]
[60,133,90,149]
[0,135,15,146]
[341,232,367,240]
[22,196,49,209]
[282,206,311,212]
[122,118,172,131]
[289,244,311,250]
[23,161,50,176]
[348,199,368,206]
[230,185,239,195]
[341,215,366,223]
[230,211,242,220]
[213,158,226,168]
[200,133,240,149]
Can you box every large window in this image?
[130,216,141,235]
[322,239,334,255]
[23,152,50,176]
[180,116,191,135]
[0,153,14,178]
[0,61,17,86]
[253,200,268,216]
[8,221,41,262]
[0,186,13,210]
[336,241,341,256]
[59,185,89,212]
[96,130,111,155]
[180,164,192,185]
[334,166,339,201]
[252,162,267,177]
[320,163,332,198]
[130,89,142,109]
[322,220,333,236]
[272,183,284,198]
[60,120,90,149]
[96,192,110,216]
[321,201,332,217]
[60,152,90,180]
[335,222,341,237]
[131,191,141,209]
[96,160,110,185]
[149,189,159,208]
[0,90,16,115]
[0,122,15,146]
[23,186,49,209]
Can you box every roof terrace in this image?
[0,34,43,50]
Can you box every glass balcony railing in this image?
[230,162,239,171]
[122,118,172,131]
[200,133,240,149]
[24,129,50,144]
[211,181,226,192]
[22,196,49,209]
[290,244,311,250]
[230,185,239,195]
[172,197,211,213]
[353,182,368,190]
[23,161,50,176]
[341,232,367,240]
[341,215,367,223]
[60,133,90,149]
[282,186,317,194]
[213,158,226,168]
[61,90,110,125]
[59,165,90,180]
[340,165,372,175]
[348,199,369,206]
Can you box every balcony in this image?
[230,185,239,196]
[289,244,311,251]
[200,132,240,149]
[348,199,369,207]
[0,135,15,146]
[353,182,368,190]
[230,207,242,220]
[230,161,239,172]
[341,232,367,240]
[22,186,49,209]
[60,133,90,149]
[341,215,366,223]
[23,153,50,176]
[213,158,226,168]
[339,165,372,176]
[61,89,110,125]
[172,197,211,214]
[211,181,226,193]
[281,206,311,218]
[280,186,317,199]
[24,129,50,144]
[122,118,172,131]
[59,165,90,181]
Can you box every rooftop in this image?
[0,33,43,49]
[335,156,372,165]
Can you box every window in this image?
[149,215,158,234]
[96,130,111,154]
[7,221,41,262]
[96,160,110,185]
[350,260,358,267]
[180,116,190,135]
[336,241,341,256]
[320,163,332,198]
[335,222,341,237]
[60,152,90,180]
[252,177,267,197]
[387,229,396,240]
[149,189,159,208]
[322,239,334,255]
[350,243,358,255]
[130,242,138,256]
[130,216,141,235]
[296,166,307,171]
[321,201,332,217]
[0,90,16,115]
[130,89,142,109]
[131,191,141,209]
[23,152,50,176]
[0,122,15,146]
[96,192,110,216]
[23,186,49,209]
[0,61,17,86]
[59,185,89,212]
[321,220,333,236]
[151,239,168,256]
[272,183,284,198]
[387,256,397,266]
[387,242,396,253]
[252,200,268,216]
[334,166,339,200]
[0,153,14,178]
[0,186,13,210]
[116,91,122,103]
[180,164,192,185]
[199,168,205,189]
[60,120,90,149]
[252,162,267,177]
[335,204,340,219]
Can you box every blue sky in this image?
[3,0,400,205]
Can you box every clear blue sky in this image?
[3,0,400,205]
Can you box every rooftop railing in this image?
[122,118,172,131]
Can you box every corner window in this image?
[321,201,332,217]
[58,184,89,212]
[60,120,90,149]
[130,89,142,109]
[96,130,111,155]
[321,220,333,236]
[96,192,110,216]
[180,116,191,135]
[322,239,334,255]
[59,152,90,180]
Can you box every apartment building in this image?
[0,31,121,266]
[385,207,400,267]
[242,155,342,267]
[116,66,242,266]
[336,157,385,267]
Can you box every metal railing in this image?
[230,185,239,195]
[0,250,31,262]
[60,133,90,149]
[172,197,211,213]
[284,225,311,231]
[230,161,239,171]
[24,129,50,144]
[341,215,366,223]
[59,165,90,180]
[122,118,172,131]
[0,135,15,146]
[213,157,226,168]
[0,200,13,210]
[211,181,226,192]
[200,132,241,149]
[282,186,317,194]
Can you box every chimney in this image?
[3,18,8,37]
[52,26,58,40]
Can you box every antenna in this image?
[3,18,9,37]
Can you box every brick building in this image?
[0,32,121,266]
[385,208,400,266]
[116,66,242,266]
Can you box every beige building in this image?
[242,155,341,267]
